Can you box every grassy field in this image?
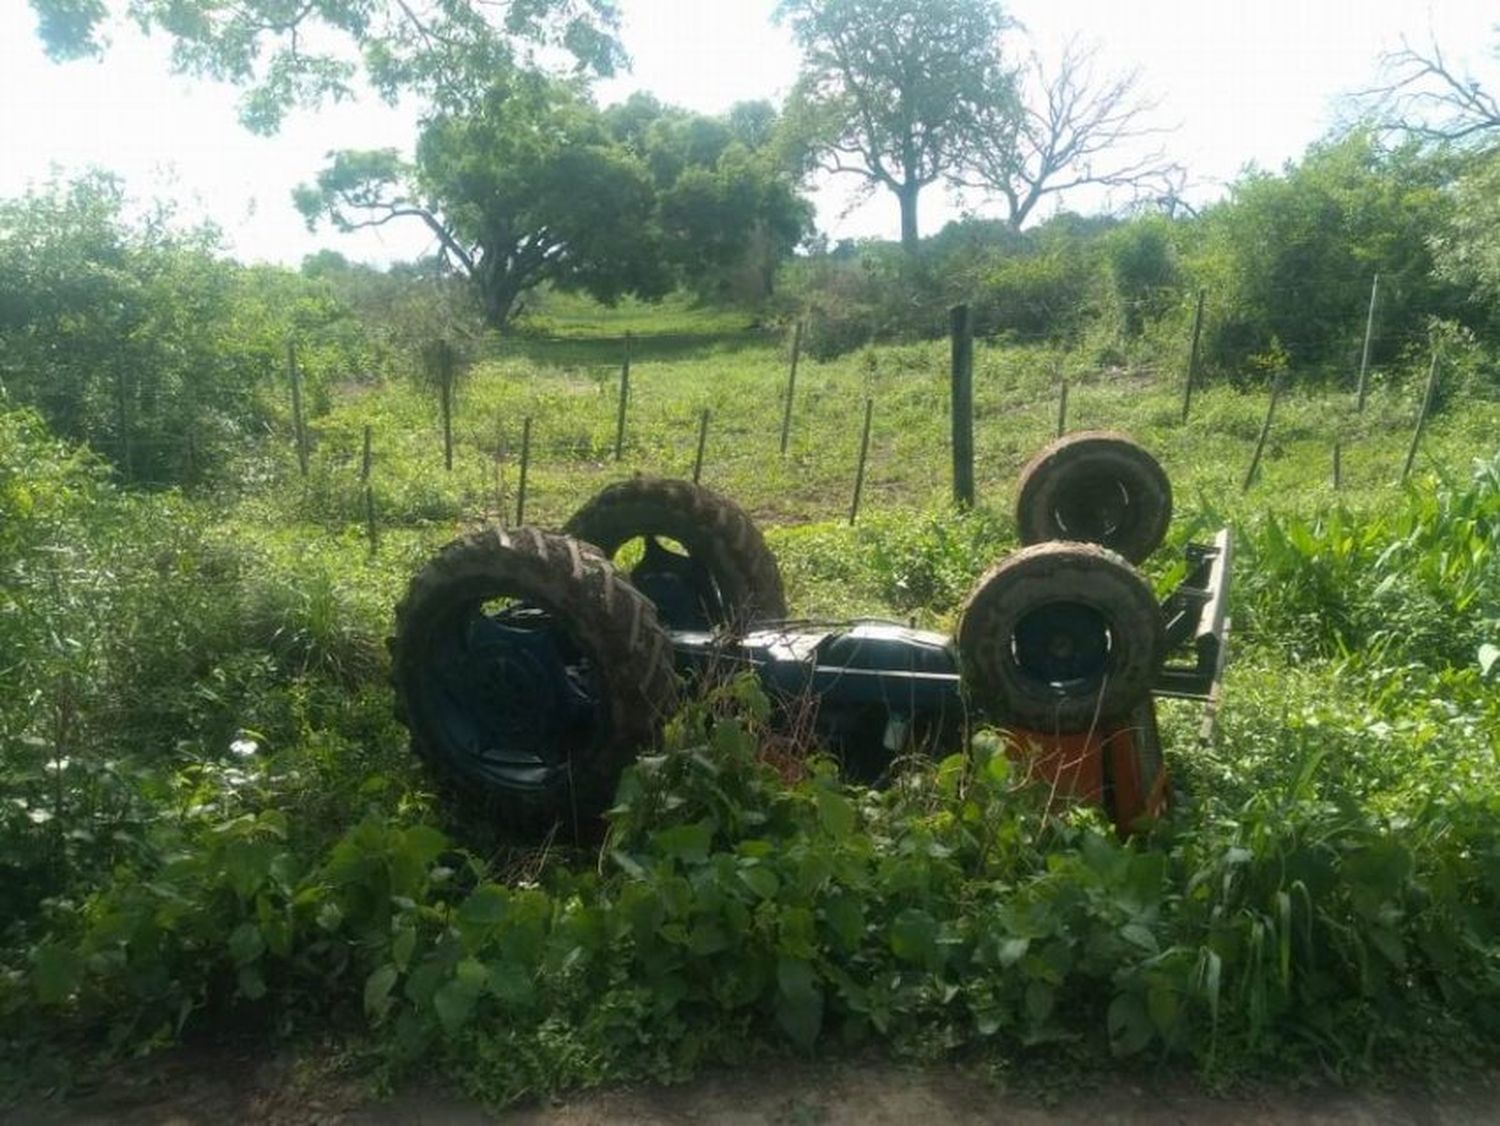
[274,291,1500,625]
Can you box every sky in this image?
[2,0,1497,266]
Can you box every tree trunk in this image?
[480,277,521,330]
[898,182,921,255]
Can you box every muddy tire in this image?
[1015,432,1172,563]
[957,541,1164,733]
[564,477,786,628]
[391,525,678,835]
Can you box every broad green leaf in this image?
[364,963,399,1021]
[1025,980,1054,1025]
[822,893,864,950]
[890,908,939,966]
[227,921,265,966]
[739,864,780,900]
[487,960,536,1007]
[1146,984,1179,1036]
[652,821,713,863]
[30,943,82,1005]
[775,957,823,1048]
[1107,992,1154,1056]
[457,884,509,929]
[237,965,267,1001]
[815,789,855,839]
[392,924,417,970]
[433,975,481,1035]
[400,824,449,866]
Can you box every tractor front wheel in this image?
[391,526,678,835]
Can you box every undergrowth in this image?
[3,378,1499,1105]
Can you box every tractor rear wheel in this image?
[957,541,1164,733]
[1015,432,1172,563]
[564,477,786,630]
[391,526,678,835]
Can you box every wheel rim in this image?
[1010,601,1113,696]
[617,534,726,630]
[420,598,604,790]
[1049,471,1135,545]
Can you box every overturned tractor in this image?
[390,431,1230,837]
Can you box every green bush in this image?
[0,174,381,487]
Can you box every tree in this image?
[296,78,668,329]
[959,37,1180,231]
[1363,34,1500,147]
[1185,131,1462,371]
[297,81,811,325]
[776,0,1012,254]
[26,0,624,132]
[604,96,813,301]
[0,173,369,484]
[1433,149,1500,317]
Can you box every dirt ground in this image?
[7,1049,1499,1126]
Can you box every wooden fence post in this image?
[1356,273,1380,412]
[850,397,874,525]
[780,320,802,456]
[950,305,974,508]
[1241,373,1285,493]
[614,332,632,461]
[360,424,372,483]
[1332,438,1342,490]
[1057,377,1070,438]
[693,409,710,484]
[1402,349,1441,482]
[1181,290,1205,424]
[287,341,309,477]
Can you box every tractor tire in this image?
[1015,431,1172,563]
[564,477,787,628]
[391,525,678,835]
[957,541,1164,733]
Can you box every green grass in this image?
[279,322,1498,624]
[5,303,1500,1108]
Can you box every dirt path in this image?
[8,1052,1499,1126]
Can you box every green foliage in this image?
[4,226,1500,1108]
[1185,133,1465,374]
[0,173,378,486]
[1236,454,1500,669]
[300,79,809,328]
[27,0,625,133]
[1433,148,1500,326]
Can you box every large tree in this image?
[958,37,1181,231]
[776,0,1012,254]
[26,0,624,131]
[605,95,813,300]
[296,78,668,328]
[296,81,811,326]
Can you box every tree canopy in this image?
[26,0,625,131]
[296,80,810,327]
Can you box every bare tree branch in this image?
[1359,33,1500,145]
[957,35,1182,230]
